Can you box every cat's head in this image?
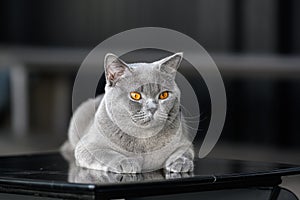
[103,52,182,138]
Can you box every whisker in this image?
[157,114,168,118]
[179,103,195,116]
[165,117,200,131]
[181,115,201,119]
[182,117,200,122]
[132,116,148,120]
[182,124,200,131]
[132,114,147,117]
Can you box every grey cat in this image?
[63,52,194,173]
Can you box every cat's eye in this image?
[130,92,141,100]
[159,91,169,100]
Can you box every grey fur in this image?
[64,52,194,173]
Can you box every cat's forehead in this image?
[118,62,175,91]
[129,62,167,80]
[128,62,157,72]
[136,83,162,95]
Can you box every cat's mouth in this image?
[132,113,154,127]
[139,117,152,126]
[134,116,152,126]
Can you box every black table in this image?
[0,153,299,200]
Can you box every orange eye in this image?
[159,91,169,100]
[130,92,141,100]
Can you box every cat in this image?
[63,52,194,173]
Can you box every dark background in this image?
[1,0,300,53]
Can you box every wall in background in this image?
[1,0,300,54]
[0,0,300,149]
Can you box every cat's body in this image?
[65,53,194,173]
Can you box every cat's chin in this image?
[132,121,165,137]
[136,120,152,127]
[133,115,166,129]
[134,119,163,129]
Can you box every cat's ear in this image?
[157,52,183,77]
[104,53,131,86]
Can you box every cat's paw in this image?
[114,158,142,173]
[165,157,194,173]
[165,171,192,179]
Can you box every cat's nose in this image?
[146,100,157,114]
[149,107,157,114]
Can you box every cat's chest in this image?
[100,122,181,154]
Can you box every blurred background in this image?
[0,0,300,195]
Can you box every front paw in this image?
[165,157,194,173]
[113,158,142,173]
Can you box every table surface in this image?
[0,153,300,199]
